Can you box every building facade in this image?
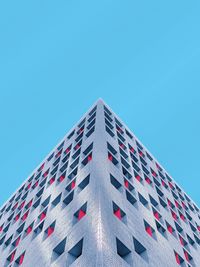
[0,99,200,267]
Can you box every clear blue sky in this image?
[0,0,200,207]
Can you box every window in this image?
[52,237,67,261]
[63,192,74,207]
[51,193,62,208]
[24,222,34,237]
[166,221,176,237]
[67,238,83,265]
[174,251,184,265]
[110,174,122,192]
[138,193,149,208]
[41,196,51,210]
[73,203,87,224]
[126,190,137,207]
[133,236,147,260]
[108,152,118,165]
[82,153,92,166]
[113,202,126,224]
[124,179,134,192]
[15,251,25,266]
[11,236,20,248]
[77,175,90,193]
[144,220,156,239]
[155,221,166,238]
[7,249,16,263]
[116,238,132,265]
[44,221,56,239]
[57,172,66,183]
[33,221,44,239]
[66,180,76,192]
[48,175,56,185]
[38,208,47,222]
[183,249,192,263]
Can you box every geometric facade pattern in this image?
[0,99,200,267]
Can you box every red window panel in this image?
[114,208,122,220]
[39,211,46,221]
[55,150,62,158]
[180,214,185,222]
[197,225,200,231]
[19,253,25,265]
[26,182,32,190]
[183,249,192,262]
[120,143,125,149]
[184,250,189,262]
[130,147,135,153]
[13,236,21,247]
[33,181,39,188]
[156,162,162,171]
[15,213,20,222]
[74,203,87,224]
[43,169,49,178]
[151,171,157,177]
[167,224,173,234]
[13,202,18,211]
[135,174,141,182]
[75,144,80,150]
[87,154,92,161]
[19,201,25,210]
[108,153,113,161]
[65,147,71,154]
[49,176,55,185]
[39,163,45,171]
[169,182,174,190]
[175,200,181,209]
[139,151,144,157]
[27,199,33,209]
[0,224,3,232]
[145,176,152,185]
[71,180,76,189]
[22,210,29,221]
[124,180,129,188]
[78,210,86,221]
[47,226,54,237]
[8,250,16,263]
[144,220,155,238]
[145,226,153,237]
[59,173,66,183]
[174,251,184,265]
[175,252,181,265]
[77,126,84,134]
[153,211,160,221]
[113,203,126,223]
[181,201,186,209]
[15,252,25,266]
[171,210,178,221]
[26,225,33,235]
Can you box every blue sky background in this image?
[0,0,200,207]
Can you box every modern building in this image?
[0,99,200,267]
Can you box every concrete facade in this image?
[0,99,199,267]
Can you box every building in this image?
[0,99,200,267]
